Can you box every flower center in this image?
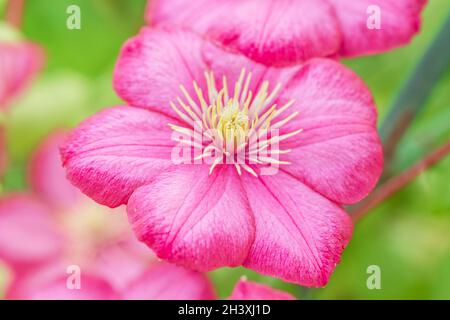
[217,107,249,148]
[169,69,302,177]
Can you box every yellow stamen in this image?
[169,69,302,176]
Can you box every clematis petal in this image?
[0,195,64,270]
[127,166,255,272]
[124,263,215,300]
[114,27,208,119]
[0,41,44,109]
[328,0,426,57]
[147,0,341,67]
[61,106,178,208]
[229,278,295,300]
[277,59,383,205]
[30,132,82,210]
[241,171,353,287]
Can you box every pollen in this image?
[169,69,302,177]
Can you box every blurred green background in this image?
[1,0,450,299]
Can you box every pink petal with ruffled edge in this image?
[240,172,353,287]
[277,59,383,205]
[124,263,215,300]
[61,106,179,208]
[0,41,44,109]
[127,166,255,271]
[0,195,64,270]
[30,132,82,210]
[229,279,295,300]
[146,0,426,66]
[114,28,208,119]
[147,0,341,67]
[329,0,427,57]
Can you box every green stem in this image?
[381,14,450,174]
[351,138,450,221]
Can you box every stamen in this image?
[271,111,299,129]
[179,85,202,117]
[169,69,302,176]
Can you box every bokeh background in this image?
[1,0,450,299]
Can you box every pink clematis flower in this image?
[61,28,383,287]
[0,40,44,109]
[0,133,215,300]
[146,0,427,66]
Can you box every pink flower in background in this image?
[61,28,383,287]
[0,36,43,177]
[0,133,214,300]
[147,0,427,66]
[229,278,294,300]
[0,41,44,109]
